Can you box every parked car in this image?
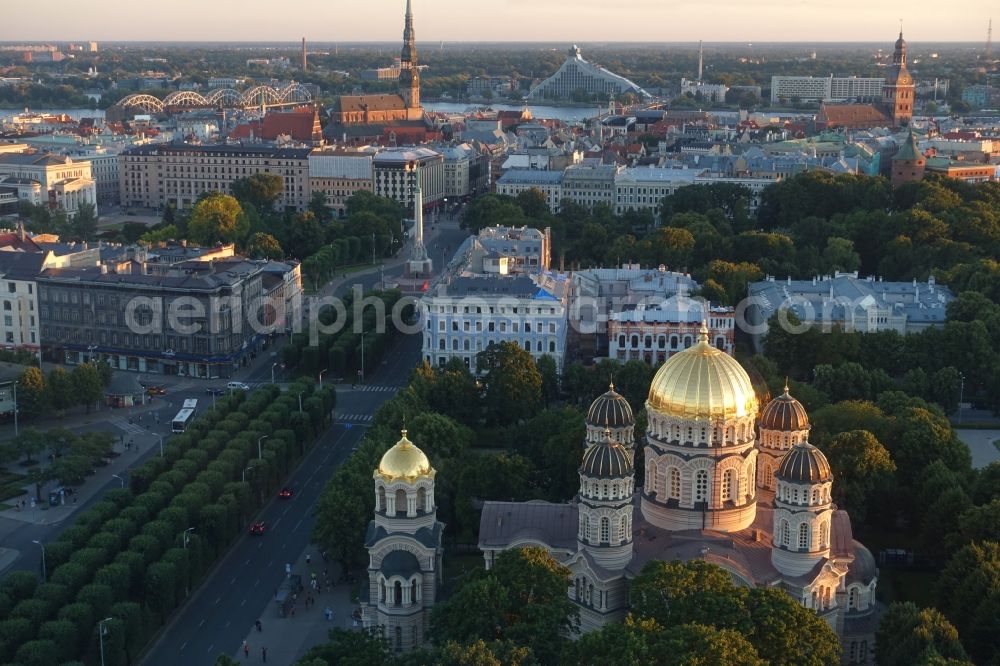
[206,387,226,396]
[249,521,266,535]
[146,386,166,396]
[227,381,251,391]
[278,487,294,499]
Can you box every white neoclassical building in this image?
[361,431,444,651]
[479,323,880,663]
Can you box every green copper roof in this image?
[894,131,922,162]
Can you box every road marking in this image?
[293,518,303,531]
[224,620,230,627]
[271,518,281,529]
[240,599,246,607]
[180,641,187,651]
[229,577,236,585]
[255,578,260,587]
[198,619,205,628]
[257,542,263,549]
[206,644,213,654]
[215,596,221,605]
[268,560,274,567]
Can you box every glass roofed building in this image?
[527,45,652,102]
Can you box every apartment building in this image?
[770,75,885,103]
[119,144,311,211]
[372,148,444,209]
[308,147,375,218]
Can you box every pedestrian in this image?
[290,605,295,618]
[306,554,311,565]
[243,641,249,659]
[317,583,322,595]
[255,619,262,632]
[261,647,267,663]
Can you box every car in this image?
[146,386,166,396]
[249,521,266,535]
[278,487,294,499]
[227,381,251,391]
[205,387,225,396]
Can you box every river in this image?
[5,102,599,124]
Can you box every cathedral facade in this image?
[479,324,879,665]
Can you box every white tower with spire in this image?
[405,166,433,278]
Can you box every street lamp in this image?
[156,434,163,458]
[359,330,368,385]
[297,391,304,413]
[98,617,113,666]
[271,362,278,385]
[112,474,125,488]
[959,372,965,425]
[31,540,45,583]
[371,232,376,265]
[242,465,256,483]
[12,380,18,438]
[87,344,97,363]
[182,527,195,549]
[257,435,268,460]
[319,369,327,390]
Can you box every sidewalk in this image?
[229,545,360,665]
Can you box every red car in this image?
[249,521,266,535]
[278,487,294,499]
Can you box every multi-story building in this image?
[680,78,728,102]
[421,274,567,371]
[467,76,513,96]
[770,75,885,104]
[747,272,955,351]
[372,148,444,209]
[614,168,775,216]
[308,147,375,218]
[494,169,564,212]
[0,252,45,355]
[118,144,311,211]
[607,295,735,364]
[961,85,1000,109]
[73,149,120,205]
[562,164,620,211]
[455,225,551,275]
[207,77,246,89]
[528,45,651,101]
[441,143,489,199]
[0,152,96,215]
[36,258,286,378]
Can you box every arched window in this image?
[798,523,810,550]
[766,465,774,488]
[820,521,829,549]
[649,465,658,494]
[780,519,790,546]
[618,335,626,348]
[395,625,402,650]
[848,587,859,611]
[694,470,708,503]
[377,486,386,512]
[619,515,628,541]
[630,335,639,347]
[585,516,593,541]
[600,517,610,544]
[395,489,407,516]
[416,486,427,512]
[549,340,555,352]
[410,579,418,605]
[722,469,735,502]
[602,483,608,498]
[394,580,402,605]
[669,467,681,499]
[811,488,819,504]
[380,579,386,602]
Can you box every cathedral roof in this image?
[776,441,832,484]
[646,322,758,420]
[587,382,634,428]
[332,94,408,113]
[380,549,422,578]
[759,383,810,432]
[478,501,579,552]
[580,429,634,478]
[377,429,432,482]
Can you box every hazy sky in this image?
[2,1,995,43]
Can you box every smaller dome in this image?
[895,31,906,51]
[587,382,635,428]
[759,383,810,432]
[776,441,832,484]
[378,430,432,481]
[581,429,634,478]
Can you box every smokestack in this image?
[301,37,307,71]
[698,40,703,81]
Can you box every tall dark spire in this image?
[401,0,417,65]
[398,0,420,109]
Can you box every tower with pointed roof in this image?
[757,382,811,492]
[399,0,421,111]
[882,31,914,127]
[891,129,925,187]
[362,430,444,651]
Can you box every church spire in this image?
[398,0,421,110]
[401,0,417,65]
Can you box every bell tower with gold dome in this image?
[362,430,444,651]
[641,322,759,532]
[757,383,810,492]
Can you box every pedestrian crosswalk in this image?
[352,385,399,393]
[338,413,374,423]
[110,416,146,435]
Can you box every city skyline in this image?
[2,0,995,44]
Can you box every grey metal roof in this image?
[122,143,311,159]
[777,441,832,484]
[478,501,579,551]
[380,550,422,578]
[496,169,564,185]
[446,275,541,297]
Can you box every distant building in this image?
[961,84,1000,109]
[72,149,120,205]
[0,152,96,216]
[770,76,884,104]
[457,225,551,275]
[228,107,324,145]
[746,272,954,350]
[372,147,444,209]
[494,169,564,212]
[118,144,311,211]
[608,295,734,364]
[207,77,245,89]
[562,164,620,211]
[308,147,375,218]
[421,274,567,371]
[680,78,728,103]
[466,76,513,97]
[441,143,489,199]
[891,130,925,188]
[527,46,651,102]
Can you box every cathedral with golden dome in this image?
[479,323,880,665]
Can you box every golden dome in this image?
[647,323,758,420]
[377,430,432,481]
[759,382,810,432]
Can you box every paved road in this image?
[143,329,422,665]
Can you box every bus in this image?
[171,408,196,433]
[182,399,198,413]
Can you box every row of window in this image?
[648,466,754,504]
[580,514,630,544]
[431,305,558,315]
[437,319,558,334]
[434,337,558,354]
[778,518,830,551]
[617,334,727,350]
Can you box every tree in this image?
[744,587,841,666]
[16,366,47,419]
[294,628,393,666]
[246,232,284,259]
[462,195,526,233]
[476,342,542,424]
[10,427,47,465]
[935,541,1000,663]
[285,212,324,259]
[875,602,972,666]
[430,547,578,663]
[822,430,895,522]
[139,224,180,245]
[46,367,75,413]
[630,560,747,630]
[536,355,559,406]
[187,194,247,246]
[231,173,285,212]
[69,202,98,241]
[71,363,103,413]
[308,191,333,222]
